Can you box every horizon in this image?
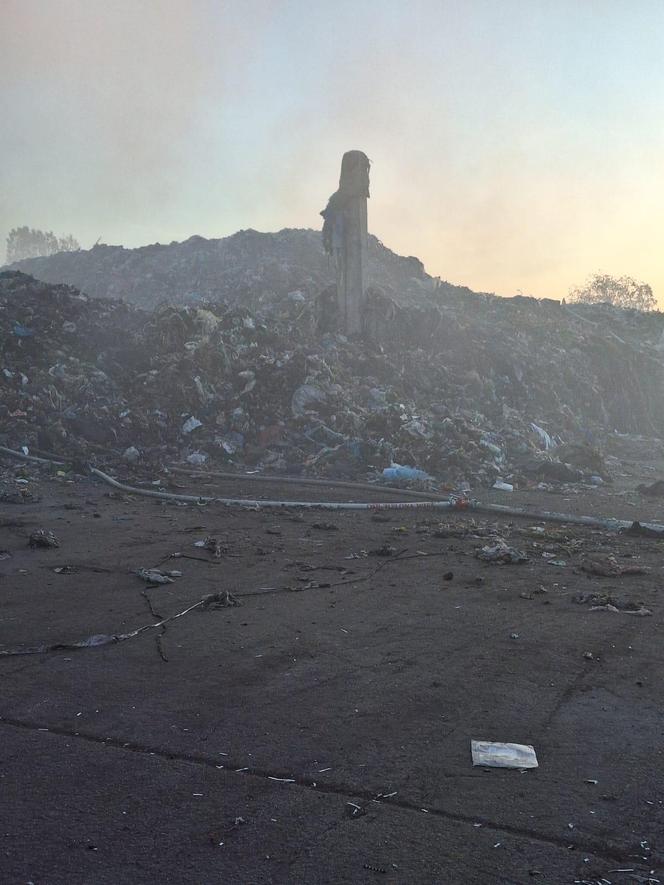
[4,225,650,307]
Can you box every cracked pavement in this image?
[1,470,663,883]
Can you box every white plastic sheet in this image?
[471,741,538,769]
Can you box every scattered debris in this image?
[572,592,652,615]
[477,539,528,564]
[136,568,180,585]
[368,544,397,557]
[182,416,203,435]
[345,802,366,819]
[200,591,242,608]
[589,604,652,616]
[580,555,649,577]
[382,464,432,482]
[123,446,141,463]
[28,529,59,549]
[194,536,226,557]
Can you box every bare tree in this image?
[569,273,656,312]
[5,227,80,264]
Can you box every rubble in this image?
[136,568,180,585]
[579,555,649,577]
[572,591,651,613]
[2,259,664,490]
[477,540,529,564]
[28,529,59,549]
[200,590,242,609]
[194,537,226,558]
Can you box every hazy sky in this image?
[2,0,663,301]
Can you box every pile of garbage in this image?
[6,228,444,311]
[2,264,664,489]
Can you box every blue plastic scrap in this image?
[12,322,34,338]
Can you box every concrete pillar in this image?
[338,188,368,335]
[321,151,370,336]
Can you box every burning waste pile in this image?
[2,265,664,492]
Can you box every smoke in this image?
[0,1,276,246]
[2,1,663,302]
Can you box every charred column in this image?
[320,151,370,335]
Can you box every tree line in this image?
[5,226,80,264]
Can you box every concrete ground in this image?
[1,462,663,884]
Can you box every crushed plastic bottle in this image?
[382,464,433,482]
[182,416,203,434]
[186,452,208,465]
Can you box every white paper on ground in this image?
[471,740,538,769]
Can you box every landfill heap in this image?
[6,229,442,311]
[2,267,664,489]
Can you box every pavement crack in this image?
[0,714,647,867]
[538,620,633,733]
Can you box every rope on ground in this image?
[0,597,210,658]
